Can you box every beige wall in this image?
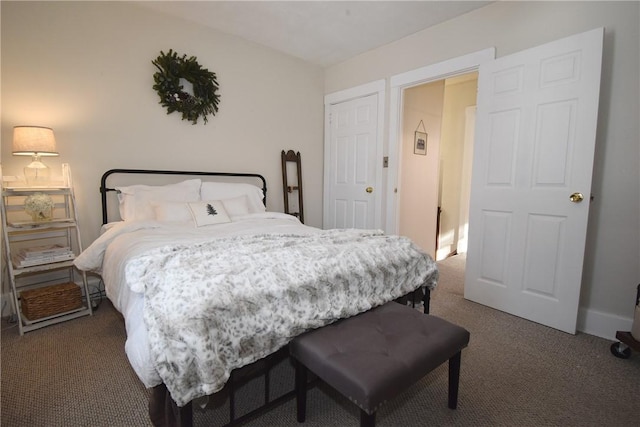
[1,1,325,247]
[398,81,444,257]
[325,1,640,337]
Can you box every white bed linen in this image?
[75,213,319,387]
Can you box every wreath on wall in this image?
[152,49,220,124]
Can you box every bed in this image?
[75,169,438,426]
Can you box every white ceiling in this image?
[137,1,492,67]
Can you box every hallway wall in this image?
[437,74,478,258]
[398,81,444,257]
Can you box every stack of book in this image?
[12,244,75,268]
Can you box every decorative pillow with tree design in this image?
[187,201,231,227]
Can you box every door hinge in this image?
[383,156,388,168]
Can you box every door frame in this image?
[386,48,495,234]
[323,79,386,229]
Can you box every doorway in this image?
[387,28,602,334]
[385,47,494,242]
[397,73,478,261]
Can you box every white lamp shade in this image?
[12,126,59,156]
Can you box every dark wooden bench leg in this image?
[360,410,375,427]
[448,351,462,409]
[295,358,307,422]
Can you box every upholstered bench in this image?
[289,301,470,427]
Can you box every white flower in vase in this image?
[24,193,55,222]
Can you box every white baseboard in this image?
[577,306,633,341]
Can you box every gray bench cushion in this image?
[290,301,470,414]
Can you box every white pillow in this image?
[187,201,231,227]
[220,195,251,217]
[116,179,201,221]
[153,202,193,223]
[200,182,265,213]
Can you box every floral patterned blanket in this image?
[124,228,438,406]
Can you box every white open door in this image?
[324,81,384,230]
[465,28,603,334]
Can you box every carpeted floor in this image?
[2,254,639,426]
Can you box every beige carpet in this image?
[2,254,639,426]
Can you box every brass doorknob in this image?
[569,192,584,203]
[366,187,373,193]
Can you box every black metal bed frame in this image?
[98,168,430,427]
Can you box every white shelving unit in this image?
[1,167,92,334]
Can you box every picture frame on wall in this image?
[414,131,427,155]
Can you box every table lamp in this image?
[12,126,59,186]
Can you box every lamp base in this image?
[24,160,51,187]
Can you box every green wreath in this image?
[152,49,220,125]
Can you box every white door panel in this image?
[466,28,603,333]
[325,93,379,229]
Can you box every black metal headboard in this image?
[100,168,267,224]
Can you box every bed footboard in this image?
[396,286,431,314]
[148,287,431,427]
[150,347,295,427]
[424,287,431,314]
[150,383,193,427]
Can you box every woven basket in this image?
[21,283,82,321]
